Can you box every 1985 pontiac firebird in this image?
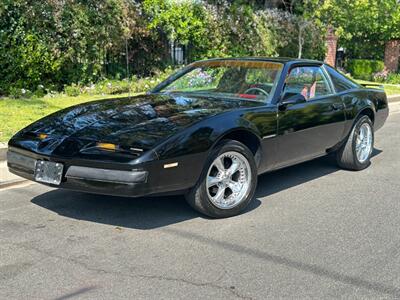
[8,58,388,218]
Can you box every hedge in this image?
[346,59,384,80]
[0,1,326,97]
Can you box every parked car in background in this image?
[7,58,388,218]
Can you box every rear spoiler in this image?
[360,83,384,89]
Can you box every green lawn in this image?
[0,93,136,143]
[355,80,400,96]
[1,81,400,143]
[380,84,400,96]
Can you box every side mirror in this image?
[279,93,306,111]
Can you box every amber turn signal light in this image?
[37,133,48,140]
[96,142,117,151]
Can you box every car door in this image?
[274,65,346,167]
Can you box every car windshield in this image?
[156,60,283,102]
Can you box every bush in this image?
[346,59,384,80]
[8,87,33,99]
[385,73,400,84]
[62,67,178,97]
[372,70,400,84]
[0,1,327,97]
[64,84,81,97]
[372,70,388,82]
[93,79,131,95]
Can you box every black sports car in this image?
[8,58,388,218]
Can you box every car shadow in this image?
[31,149,382,230]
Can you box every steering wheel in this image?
[243,87,269,96]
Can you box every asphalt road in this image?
[1,112,400,300]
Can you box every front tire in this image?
[336,115,374,171]
[185,140,258,218]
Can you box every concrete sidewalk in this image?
[0,142,28,187]
[388,94,400,103]
[0,160,23,187]
[389,99,400,114]
[0,142,6,160]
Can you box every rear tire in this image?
[185,140,257,218]
[336,115,374,171]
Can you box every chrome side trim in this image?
[164,162,178,169]
[262,134,277,139]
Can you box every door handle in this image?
[331,103,343,111]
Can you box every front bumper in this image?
[7,148,157,197]
[7,144,204,197]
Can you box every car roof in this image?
[196,57,323,66]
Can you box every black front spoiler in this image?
[7,146,200,197]
[7,149,154,197]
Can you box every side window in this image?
[325,65,359,92]
[283,66,331,100]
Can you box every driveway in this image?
[1,113,400,299]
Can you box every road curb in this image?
[389,100,400,114]
[388,95,400,103]
[0,142,7,161]
[0,143,26,189]
[0,178,28,189]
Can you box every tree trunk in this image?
[298,25,303,59]
[125,38,130,79]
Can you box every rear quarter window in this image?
[325,65,360,93]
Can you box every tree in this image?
[143,0,208,46]
[304,0,400,59]
[0,0,328,96]
[0,0,144,93]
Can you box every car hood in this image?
[11,93,263,156]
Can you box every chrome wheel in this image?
[356,122,373,163]
[206,151,251,209]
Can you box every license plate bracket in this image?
[34,160,64,185]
